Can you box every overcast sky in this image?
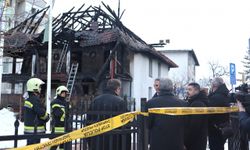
[51,0,250,82]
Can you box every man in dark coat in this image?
[238,101,250,134]
[208,77,230,150]
[184,82,208,150]
[87,79,130,150]
[146,78,186,150]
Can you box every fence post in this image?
[64,101,72,150]
[138,98,148,150]
[14,116,19,147]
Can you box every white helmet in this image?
[56,85,69,96]
[26,78,45,93]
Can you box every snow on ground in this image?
[0,108,26,149]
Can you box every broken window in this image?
[14,83,23,94]
[15,58,23,74]
[158,62,161,78]
[1,82,12,94]
[3,57,13,74]
[148,87,152,99]
[149,58,153,77]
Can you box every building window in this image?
[158,62,161,77]
[1,82,12,94]
[39,57,47,73]
[148,87,152,99]
[14,83,23,94]
[149,58,153,77]
[3,57,13,74]
[15,58,23,74]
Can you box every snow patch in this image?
[0,108,26,149]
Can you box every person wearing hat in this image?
[50,85,69,150]
[23,78,49,145]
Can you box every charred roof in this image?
[4,3,177,67]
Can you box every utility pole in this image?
[46,0,53,132]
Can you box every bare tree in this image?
[242,49,250,81]
[198,77,211,88]
[208,61,229,78]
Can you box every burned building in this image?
[1,4,177,111]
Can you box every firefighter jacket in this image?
[23,92,49,134]
[51,96,67,133]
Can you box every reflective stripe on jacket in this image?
[24,125,45,133]
[23,93,48,134]
[51,96,67,132]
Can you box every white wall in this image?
[187,53,196,81]
[161,63,169,78]
[165,52,189,82]
[130,53,169,111]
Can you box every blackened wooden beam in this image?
[96,41,120,86]
[10,6,49,33]
[52,7,74,28]
[54,4,86,33]
[24,13,38,33]
[30,9,48,34]
[100,3,146,44]
[52,7,76,33]
[64,5,93,31]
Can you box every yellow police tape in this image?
[148,106,239,115]
[10,106,239,150]
[10,112,136,150]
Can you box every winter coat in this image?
[184,91,209,150]
[239,112,250,134]
[23,92,49,134]
[152,92,159,98]
[146,91,187,150]
[208,84,230,134]
[51,96,68,133]
[87,89,130,150]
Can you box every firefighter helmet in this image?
[56,86,69,96]
[26,78,45,93]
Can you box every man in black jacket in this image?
[146,78,186,150]
[87,79,130,150]
[238,101,250,133]
[23,78,49,145]
[208,77,230,150]
[50,85,69,150]
[184,82,208,150]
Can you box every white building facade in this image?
[160,49,199,85]
[129,53,176,110]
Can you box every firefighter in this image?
[50,85,69,150]
[23,78,50,145]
